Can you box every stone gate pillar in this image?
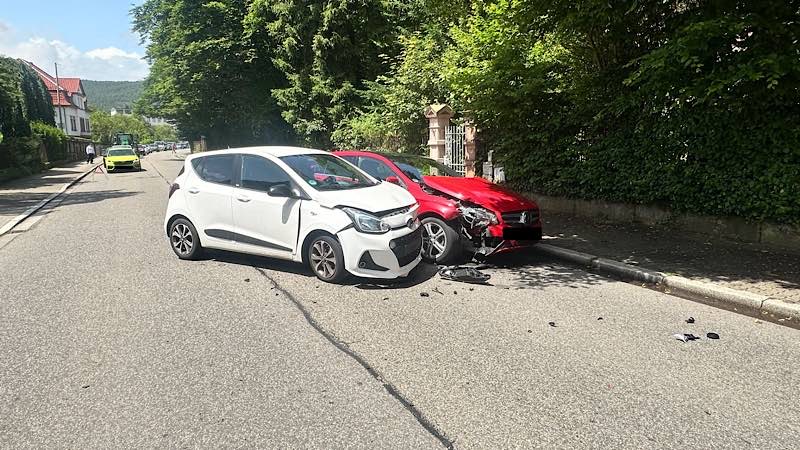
[464,119,477,177]
[424,104,453,162]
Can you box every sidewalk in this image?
[0,159,99,232]
[542,212,800,304]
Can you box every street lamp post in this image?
[54,63,65,134]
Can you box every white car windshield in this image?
[281,154,376,191]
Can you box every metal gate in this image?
[444,125,466,175]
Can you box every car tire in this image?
[421,216,461,264]
[169,218,203,260]
[307,235,348,283]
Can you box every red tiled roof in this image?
[57,78,82,94]
[21,60,83,95]
[49,91,73,107]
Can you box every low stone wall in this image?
[529,193,800,253]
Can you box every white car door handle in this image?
[236,195,251,203]
[187,187,200,194]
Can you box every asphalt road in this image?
[1,151,798,448]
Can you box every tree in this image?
[0,57,54,138]
[132,0,290,149]
[152,124,177,142]
[247,0,412,148]
[90,111,154,144]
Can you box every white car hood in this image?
[312,181,416,213]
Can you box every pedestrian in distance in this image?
[86,142,95,164]
[171,142,177,158]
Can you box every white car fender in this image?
[293,202,351,262]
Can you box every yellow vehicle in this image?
[104,145,141,172]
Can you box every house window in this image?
[70,116,77,132]
[86,119,90,132]
[79,117,86,132]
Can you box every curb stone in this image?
[0,163,102,237]
[536,243,800,328]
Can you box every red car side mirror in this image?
[385,176,401,185]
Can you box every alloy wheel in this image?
[422,222,447,259]
[310,240,336,279]
[171,223,193,256]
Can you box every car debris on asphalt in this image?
[673,333,701,342]
[686,317,695,323]
[706,332,720,339]
[439,265,491,284]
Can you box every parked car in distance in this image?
[104,145,141,172]
[336,150,542,263]
[164,147,423,283]
[155,141,166,151]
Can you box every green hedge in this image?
[502,102,800,224]
[0,137,45,182]
[31,122,68,162]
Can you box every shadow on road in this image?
[204,249,437,288]
[59,189,142,207]
[484,248,607,290]
[544,212,800,300]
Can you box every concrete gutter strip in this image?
[0,163,101,237]
[538,243,799,327]
[536,244,597,266]
[662,275,768,311]
[594,258,664,284]
[760,299,800,322]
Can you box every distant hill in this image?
[83,80,144,112]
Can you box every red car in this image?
[336,150,542,263]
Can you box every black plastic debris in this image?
[706,332,720,339]
[597,317,603,320]
[244,278,250,282]
[420,292,430,297]
[454,291,458,295]
[432,287,444,295]
[439,265,491,284]
[673,333,700,342]
[686,317,695,324]
[548,321,557,327]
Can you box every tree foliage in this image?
[0,56,55,138]
[133,0,800,223]
[90,110,165,144]
[132,0,290,149]
[82,80,144,112]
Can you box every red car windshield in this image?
[281,154,376,191]
[385,154,460,183]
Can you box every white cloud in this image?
[0,24,149,81]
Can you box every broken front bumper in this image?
[475,224,543,256]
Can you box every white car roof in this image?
[186,146,329,160]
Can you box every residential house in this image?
[22,60,91,138]
[111,106,176,128]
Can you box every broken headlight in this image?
[459,205,499,228]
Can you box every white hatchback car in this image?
[164,146,422,283]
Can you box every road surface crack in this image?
[254,267,454,449]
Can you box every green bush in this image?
[0,136,45,182]
[31,122,68,162]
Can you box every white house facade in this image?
[23,61,91,138]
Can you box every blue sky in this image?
[0,1,149,81]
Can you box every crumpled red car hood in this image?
[422,176,537,212]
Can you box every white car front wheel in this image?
[307,235,348,283]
